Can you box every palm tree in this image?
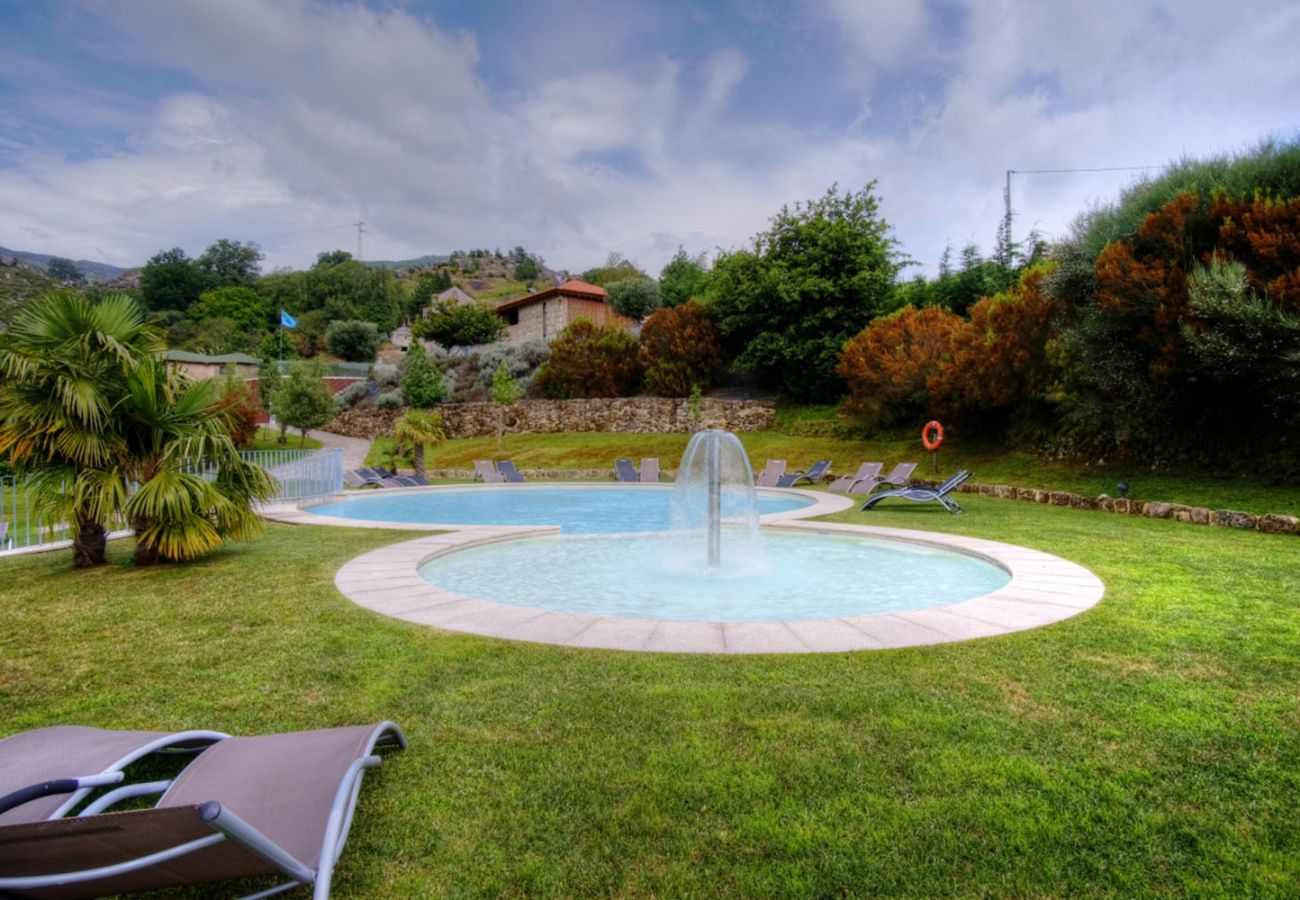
[393,409,447,479]
[0,293,163,567]
[116,357,278,566]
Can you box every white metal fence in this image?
[0,448,342,554]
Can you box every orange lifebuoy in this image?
[921,420,944,451]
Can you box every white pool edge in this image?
[302,484,1104,654]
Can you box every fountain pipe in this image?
[707,432,721,566]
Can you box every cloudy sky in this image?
[1,0,1296,277]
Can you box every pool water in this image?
[418,531,1011,621]
[308,486,812,533]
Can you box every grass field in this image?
[4,494,1299,896]
[247,426,323,452]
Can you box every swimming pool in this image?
[306,485,814,533]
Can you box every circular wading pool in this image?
[417,530,1012,621]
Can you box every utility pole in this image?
[354,220,366,260]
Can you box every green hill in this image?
[0,256,57,325]
[0,245,129,282]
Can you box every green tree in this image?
[400,343,449,407]
[140,247,211,312]
[513,254,540,281]
[272,359,334,447]
[198,238,263,286]
[658,247,708,307]
[116,357,277,565]
[313,249,353,269]
[581,252,645,286]
[605,276,662,320]
[393,409,446,479]
[489,360,523,450]
[703,183,902,399]
[0,294,148,565]
[411,300,505,347]
[188,285,273,333]
[46,257,84,283]
[324,319,382,362]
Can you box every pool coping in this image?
[283,483,1105,654]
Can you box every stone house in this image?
[164,350,260,380]
[494,279,635,342]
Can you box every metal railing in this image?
[0,449,343,554]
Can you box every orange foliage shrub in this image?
[1210,194,1300,307]
[213,381,261,448]
[639,301,722,397]
[837,306,963,426]
[532,318,643,398]
[929,263,1060,421]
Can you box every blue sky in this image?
[1,0,1296,276]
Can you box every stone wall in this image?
[325,397,777,439]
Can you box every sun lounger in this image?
[0,521,9,550]
[640,458,660,483]
[755,459,786,488]
[473,460,504,483]
[615,459,639,482]
[396,475,428,487]
[861,470,972,514]
[777,459,831,488]
[849,461,917,495]
[378,477,404,488]
[342,470,379,489]
[0,725,228,826]
[828,462,883,493]
[0,721,407,900]
[497,460,526,483]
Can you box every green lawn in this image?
[4,498,1299,896]
[368,429,1300,516]
[247,426,323,451]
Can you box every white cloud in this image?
[825,0,929,64]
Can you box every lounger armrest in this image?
[201,801,317,886]
[0,772,124,816]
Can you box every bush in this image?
[837,306,963,428]
[400,344,449,408]
[532,318,643,398]
[474,339,550,388]
[928,263,1062,431]
[213,379,261,447]
[411,299,505,347]
[639,301,722,397]
[325,319,383,362]
[605,277,662,320]
[333,380,370,412]
[371,364,400,389]
[375,389,404,410]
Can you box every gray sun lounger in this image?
[473,460,504,483]
[497,460,526,482]
[849,461,917,495]
[614,459,639,482]
[0,725,228,826]
[861,470,972,514]
[640,458,660,483]
[0,721,407,900]
[828,462,883,493]
[776,459,831,488]
[755,460,786,488]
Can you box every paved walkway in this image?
[306,430,371,471]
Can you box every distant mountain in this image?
[0,246,130,282]
[363,253,450,271]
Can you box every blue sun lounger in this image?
[614,459,639,482]
[497,460,526,482]
[861,470,972,514]
[777,459,831,488]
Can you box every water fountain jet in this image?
[673,429,761,568]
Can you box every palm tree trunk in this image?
[72,514,107,568]
[414,444,426,479]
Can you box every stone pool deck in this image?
[263,484,1104,654]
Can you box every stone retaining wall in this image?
[326,397,776,440]
[955,482,1298,535]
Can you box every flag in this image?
[280,310,297,329]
